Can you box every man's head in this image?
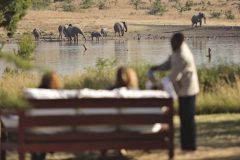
[171,33,184,51]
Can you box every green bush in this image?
[81,0,95,9]
[173,0,193,13]
[210,12,221,19]
[0,0,32,35]
[32,0,51,10]
[149,0,167,15]
[185,0,193,10]
[224,10,235,19]
[98,0,108,10]
[62,3,77,12]
[18,34,35,59]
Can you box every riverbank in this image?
[1,8,240,41]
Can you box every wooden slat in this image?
[1,143,18,150]
[26,131,169,142]
[23,114,169,127]
[22,140,169,152]
[2,127,18,133]
[28,98,173,109]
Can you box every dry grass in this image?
[6,0,239,37]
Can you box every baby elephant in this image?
[32,28,42,40]
[91,31,102,41]
[100,28,108,37]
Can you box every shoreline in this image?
[1,25,240,43]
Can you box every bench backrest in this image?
[23,98,174,126]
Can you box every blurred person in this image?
[38,71,62,89]
[147,32,199,151]
[109,66,138,90]
[31,71,62,160]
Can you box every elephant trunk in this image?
[202,14,206,24]
[123,22,127,32]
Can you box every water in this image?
[1,37,240,75]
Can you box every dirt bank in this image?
[0,9,239,42]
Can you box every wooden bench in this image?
[1,97,174,160]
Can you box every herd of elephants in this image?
[32,12,206,42]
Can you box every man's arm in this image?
[148,56,171,84]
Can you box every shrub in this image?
[185,0,193,9]
[62,3,77,12]
[130,0,143,10]
[173,0,193,13]
[32,0,51,10]
[17,34,35,59]
[98,0,108,10]
[149,0,167,15]
[81,0,95,9]
[210,12,221,19]
[224,10,235,19]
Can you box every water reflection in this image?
[114,40,128,65]
[1,37,240,75]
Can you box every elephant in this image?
[91,31,102,41]
[100,28,108,37]
[113,21,127,36]
[191,12,206,27]
[58,24,68,40]
[32,28,41,40]
[65,25,86,42]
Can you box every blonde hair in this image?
[115,66,139,89]
[39,71,62,89]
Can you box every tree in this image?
[0,0,32,36]
[0,0,33,69]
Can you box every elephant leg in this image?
[122,30,124,36]
[200,20,202,27]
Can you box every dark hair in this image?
[171,32,184,51]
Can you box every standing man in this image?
[148,32,199,151]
